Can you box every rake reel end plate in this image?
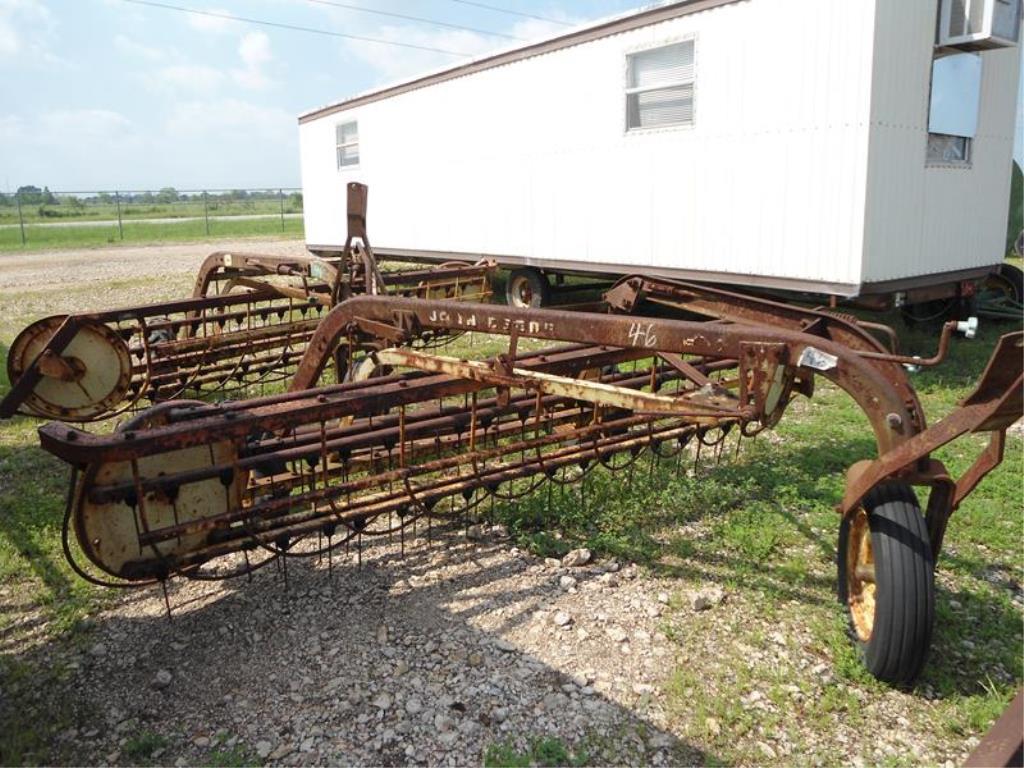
[8,315,133,421]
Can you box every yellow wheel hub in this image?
[847,508,877,641]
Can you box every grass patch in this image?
[206,744,253,767]
[123,731,169,763]
[0,216,304,252]
[0,657,76,764]
[484,736,589,767]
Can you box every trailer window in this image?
[926,53,980,167]
[626,41,694,131]
[926,134,971,165]
[336,121,359,168]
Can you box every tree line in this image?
[0,186,302,207]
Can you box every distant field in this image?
[0,215,305,252]
[0,196,302,225]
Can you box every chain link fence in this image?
[0,187,303,250]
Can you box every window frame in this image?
[623,36,697,135]
[336,120,359,170]
[924,51,980,169]
[925,132,972,168]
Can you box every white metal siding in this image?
[300,0,879,292]
[862,0,1021,285]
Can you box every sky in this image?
[0,0,642,191]
[0,0,1021,192]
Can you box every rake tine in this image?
[161,579,173,624]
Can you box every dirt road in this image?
[0,238,307,329]
[0,237,306,291]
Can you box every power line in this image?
[303,0,523,41]
[121,0,473,56]
[443,0,574,27]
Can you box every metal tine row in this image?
[135,351,759,620]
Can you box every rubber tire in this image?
[986,262,1024,303]
[505,268,549,309]
[837,482,935,685]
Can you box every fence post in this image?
[279,188,285,231]
[203,191,210,236]
[16,192,26,245]
[115,191,124,241]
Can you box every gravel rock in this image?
[559,575,578,590]
[690,586,726,611]
[607,627,629,643]
[268,744,294,761]
[405,696,423,715]
[562,549,592,567]
[553,611,573,627]
[152,669,172,689]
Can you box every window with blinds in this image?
[336,121,359,168]
[626,41,695,131]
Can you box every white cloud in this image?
[335,13,581,87]
[233,31,273,90]
[186,9,232,34]
[38,109,133,140]
[238,31,271,68]
[343,26,496,85]
[0,0,61,64]
[149,64,226,94]
[164,98,293,140]
[0,109,133,149]
[0,114,25,141]
[114,33,164,62]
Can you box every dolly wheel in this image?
[837,482,934,685]
[506,268,549,309]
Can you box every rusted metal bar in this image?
[964,689,1023,768]
[291,297,915,455]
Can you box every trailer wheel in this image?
[983,263,1024,303]
[506,268,549,309]
[837,481,934,685]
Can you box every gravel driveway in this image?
[0,238,306,294]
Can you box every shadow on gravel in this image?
[0,525,719,766]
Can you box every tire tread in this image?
[841,481,934,685]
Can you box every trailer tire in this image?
[984,263,1024,303]
[506,268,549,309]
[837,481,934,685]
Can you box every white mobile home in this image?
[298,0,1021,304]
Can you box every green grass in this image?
[122,731,169,763]
[206,743,253,767]
[0,215,304,252]
[0,198,301,225]
[0,657,76,764]
[484,736,589,767]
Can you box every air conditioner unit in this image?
[937,0,1022,50]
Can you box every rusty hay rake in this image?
[3,183,1021,684]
